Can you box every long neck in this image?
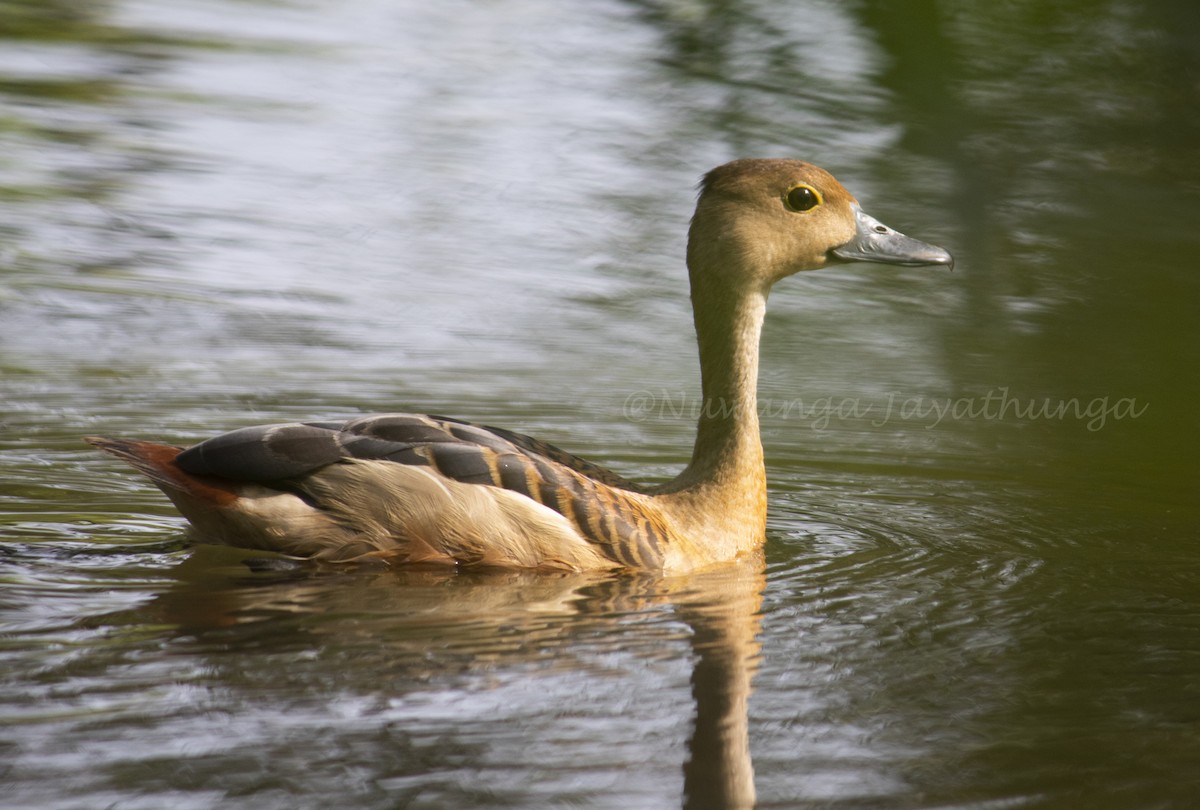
[655,276,769,562]
[670,279,768,497]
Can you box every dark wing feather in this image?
[175,415,495,481]
[431,417,644,492]
[175,423,347,481]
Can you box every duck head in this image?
[687,159,953,293]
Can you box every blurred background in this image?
[2,1,1198,808]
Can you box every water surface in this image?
[2,1,1199,808]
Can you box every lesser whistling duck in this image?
[87,159,952,572]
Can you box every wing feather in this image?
[173,412,667,569]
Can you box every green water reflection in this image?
[2,1,1199,808]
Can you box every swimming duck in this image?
[87,159,952,572]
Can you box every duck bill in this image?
[830,204,954,270]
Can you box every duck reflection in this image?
[149,546,765,809]
[677,558,763,810]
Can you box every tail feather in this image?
[86,435,358,556]
[84,436,240,506]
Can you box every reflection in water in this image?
[149,549,766,809]
[678,562,762,810]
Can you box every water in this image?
[3,1,1199,807]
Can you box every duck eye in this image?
[785,184,821,212]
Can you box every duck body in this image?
[89,415,674,570]
[88,160,952,573]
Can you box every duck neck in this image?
[677,281,767,496]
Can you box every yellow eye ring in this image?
[784,184,822,212]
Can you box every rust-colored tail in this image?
[84,436,240,506]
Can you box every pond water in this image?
[2,1,1199,807]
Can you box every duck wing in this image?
[162,413,666,568]
[175,413,643,492]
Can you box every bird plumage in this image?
[87,159,952,572]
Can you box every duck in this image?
[87,159,952,573]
